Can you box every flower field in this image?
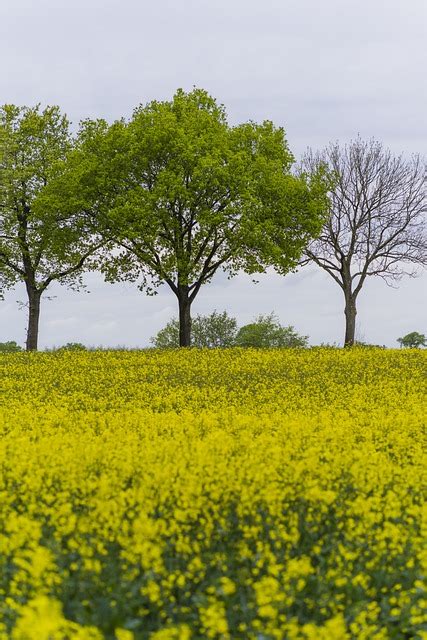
[0,348,426,639]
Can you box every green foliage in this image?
[150,320,179,349]
[354,341,386,349]
[46,88,328,310]
[151,310,238,348]
[0,341,22,353]
[192,310,238,348]
[235,313,309,348]
[55,342,87,352]
[152,311,308,349]
[0,104,97,292]
[397,331,426,348]
[0,104,106,349]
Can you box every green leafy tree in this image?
[397,331,426,348]
[151,310,237,348]
[0,340,22,352]
[0,105,104,350]
[47,88,328,346]
[235,313,308,348]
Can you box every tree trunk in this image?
[344,294,357,347]
[177,285,192,347]
[26,288,41,351]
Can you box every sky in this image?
[0,0,426,348]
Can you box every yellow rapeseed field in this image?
[0,348,426,639]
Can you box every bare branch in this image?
[301,137,426,345]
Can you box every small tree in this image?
[397,331,426,348]
[0,340,22,353]
[0,105,104,351]
[151,310,237,348]
[301,138,426,347]
[235,313,308,348]
[151,319,180,349]
[192,310,237,348]
[48,89,328,347]
[56,342,87,352]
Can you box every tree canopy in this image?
[397,331,426,348]
[45,88,328,346]
[0,104,104,350]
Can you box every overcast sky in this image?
[1,0,426,347]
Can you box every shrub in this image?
[56,342,87,352]
[235,313,308,348]
[151,311,238,348]
[0,341,23,353]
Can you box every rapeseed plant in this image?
[0,348,425,638]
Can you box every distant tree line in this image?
[0,89,425,351]
[2,322,426,352]
[151,311,309,349]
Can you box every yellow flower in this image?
[0,348,425,638]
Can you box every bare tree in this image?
[301,138,426,346]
